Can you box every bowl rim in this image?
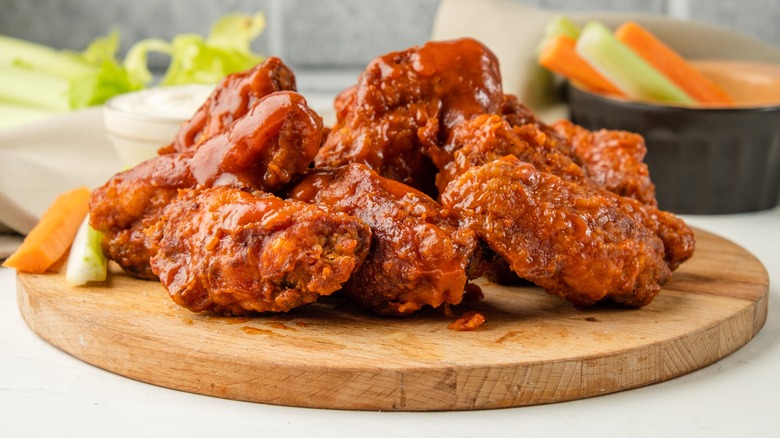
[103,100,187,123]
[103,103,189,125]
[567,82,780,114]
[103,84,215,123]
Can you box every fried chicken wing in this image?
[314,38,503,195]
[436,114,587,194]
[547,121,694,269]
[440,155,672,307]
[498,94,572,150]
[150,187,371,315]
[164,57,297,154]
[436,114,694,273]
[551,120,657,206]
[616,199,695,271]
[90,90,322,279]
[290,163,479,316]
[188,91,323,192]
[89,155,195,279]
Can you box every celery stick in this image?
[545,15,581,40]
[66,215,107,286]
[575,21,694,104]
[536,15,581,55]
[123,38,172,86]
[0,12,266,114]
[0,65,71,111]
[0,34,94,80]
[207,12,266,51]
[137,12,265,86]
[0,33,143,111]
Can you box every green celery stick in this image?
[123,38,172,86]
[0,65,71,111]
[0,12,266,114]
[545,15,581,40]
[66,215,107,286]
[575,21,694,104]
[0,34,94,80]
[536,15,581,55]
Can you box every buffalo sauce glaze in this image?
[189,91,323,193]
[166,57,298,154]
[290,164,478,316]
[315,38,504,196]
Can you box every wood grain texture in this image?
[16,229,768,411]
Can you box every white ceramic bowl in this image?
[103,85,215,167]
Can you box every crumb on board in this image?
[448,310,486,331]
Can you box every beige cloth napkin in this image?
[0,108,122,258]
[432,0,780,121]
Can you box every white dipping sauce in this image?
[103,85,215,167]
[106,84,215,121]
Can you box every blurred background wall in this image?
[1,0,778,92]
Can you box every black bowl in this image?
[567,84,780,214]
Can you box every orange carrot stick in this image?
[615,21,733,105]
[3,187,91,273]
[539,34,624,96]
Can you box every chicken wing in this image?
[436,113,587,195]
[90,91,322,279]
[163,57,298,154]
[150,187,371,315]
[88,154,194,279]
[290,163,479,316]
[437,114,694,273]
[551,120,657,206]
[314,38,504,195]
[187,90,323,192]
[440,155,672,307]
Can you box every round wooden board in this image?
[16,229,768,411]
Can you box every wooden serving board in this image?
[16,229,768,411]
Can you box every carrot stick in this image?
[539,35,624,96]
[3,187,91,273]
[615,21,733,105]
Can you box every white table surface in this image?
[1,207,778,437]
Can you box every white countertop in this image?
[1,207,778,437]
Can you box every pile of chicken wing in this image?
[89,38,695,319]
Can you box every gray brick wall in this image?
[1,0,778,91]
